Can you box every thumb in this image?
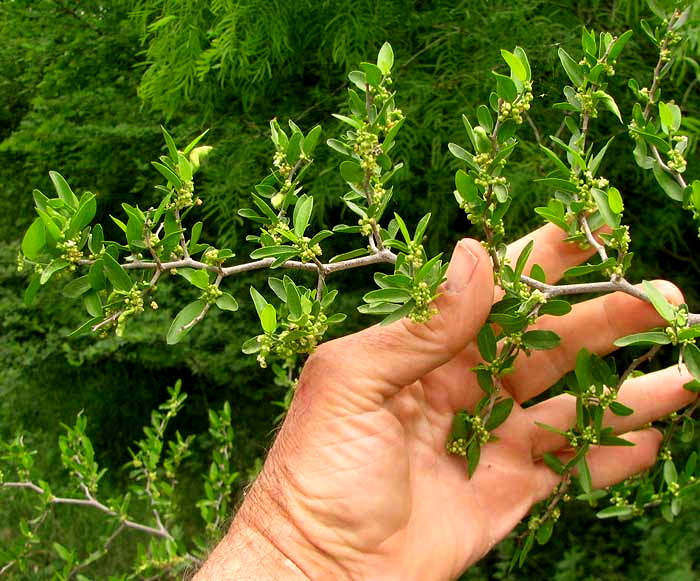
[317,239,494,396]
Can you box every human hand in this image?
[196,224,695,580]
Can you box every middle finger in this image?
[526,366,695,458]
[503,280,683,402]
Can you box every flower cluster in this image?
[498,81,533,124]
[57,236,83,270]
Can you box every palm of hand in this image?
[256,225,692,580]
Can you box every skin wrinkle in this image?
[197,224,697,580]
[257,450,356,578]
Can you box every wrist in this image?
[194,470,350,580]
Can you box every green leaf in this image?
[518,532,535,568]
[250,245,298,260]
[659,101,673,133]
[513,46,531,81]
[522,330,560,350]
[577,456,593,494]
[575,348,593,393]
[597,505,634,519]
[53,542,74,563]
[589,137,614,177]
[652,163,683,201]
[348,70,367,91]
[302,125,322,156]
[598,431,634,446]
[37,209,63,242]
[607,187,624,214]
[467,440,481,477]
[241,336,261,354]
[683,343,700,383]
[249,286,268,317]
[177,268,209,290]
[663,102,682,132]
[549,135,587,172]
[377,42,394,75]
[22,218,46,260]
[558,48,583,86]
[167,300,206,344]
[609,401,634,416]
[359,62,382,87]
[581,27,597,57]
[151,162,182,188]
[283,277,302,318]
[591,188,620,228]
[476,104,493,132]
[664,459,678,486]
[539,145,570,175]
[325,313,347,325]
[535,177,578,193]
[330,248,369,263]
[88,260,106,291]
[642,280,675,323]
[89,224,104,255]
[488,313,528,333]
[49,171,79,210]
[183,129,210,155]
[501,49,527,81]
[83,290,102,317]
[539,300,572,316]
[286,131,303,163]
[450,413,469,440]
[543,452,566,475]
[593,90,622,123]
[530,263,546,282]
[683,379,700,393]
[24,274,41,306]
[339,160,364,184]
[364,288,412,303]
[608,30,633,61]
[447,143,479,171]
[535,203,569,231]
[535,422,569,438]
[414,253,443,284]
[630,128,670,153]
[308,230,333,248]
[259,303,277,334]
[492,72,517,103]
[477,324,497,362]
[33,189,50,213]
[327,138,353,157]
[614,331,670,347]
[536,519,554,545]
[333,115,362,132]
[70,193,97,234]
[161,126,179,161]
[62,276,90,299]
[514,240,534,280]
[102,252,132,292]
[485,398,514,431]
[564,257,616,277]
[378,300,414,325]
[293,194,313,237]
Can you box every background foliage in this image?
[1,0,699,577]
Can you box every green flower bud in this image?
[473,126,492,154]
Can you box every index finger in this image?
[505,222,601,285]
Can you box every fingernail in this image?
[445,240,479,295]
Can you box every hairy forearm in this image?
[194,507,309,579]
[194,470,349,580]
